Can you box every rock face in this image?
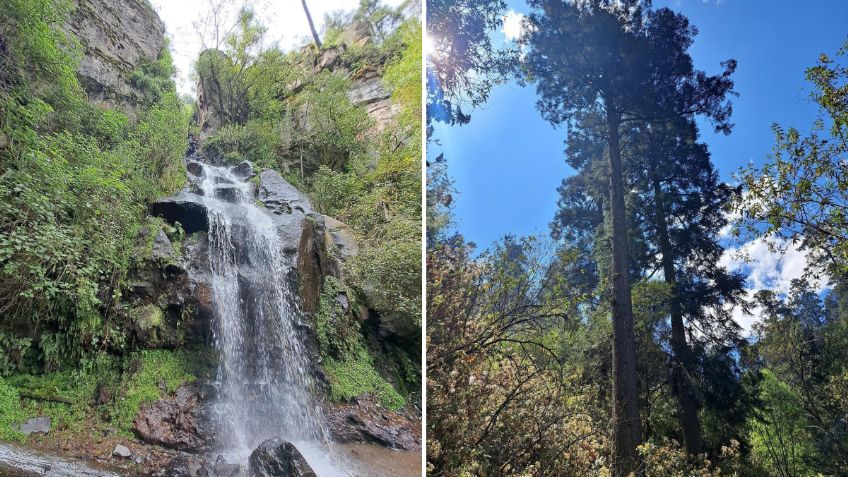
[325,394,421,451]
[124,222,213,349]
[258,170,313,215]
[132,384,214,452]
[64,0,166,114]
[249,438,317,477]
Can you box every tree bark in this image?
[651,177,703,456]
[606,102,642,477]
[300,0,323,49]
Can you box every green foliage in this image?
[639,439,742,477]
[324,347,405,411]
[384,20,422,142]
[749,370,815,477]
[316,276,405,410]
[0,379,26,441]
[203,120,281,168]
[315,277,360,359]
[737,40,848,275]
[0,0,188,368]
[131,44,178,106]
[111,349,207,434]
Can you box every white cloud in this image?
[502,10,525,41]
[719,236,829,334]
[150,0,408,97]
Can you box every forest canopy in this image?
[426,0,848,475]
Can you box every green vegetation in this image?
[111,349,210,434]
[316,276,406,410]
[0,0,189,371]
[325,348,405,411]
[0,380,26,441]
[0,348,211,441]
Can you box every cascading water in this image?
[194,161,348,475]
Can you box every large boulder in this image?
[248,438,316,477]
[132,384,214,452]
[231,161,255,180]
[323,216,359,261]
[151,230,177,261]
[324,394,421,451]
[257,170,313,215]
[150,194,208,233]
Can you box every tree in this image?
[738,40,848,275]
[527,3,738,465]
[521,3,656,472]
[426,0,512,126]
[301,0,322,49]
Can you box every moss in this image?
[316,276,404,410]
[315,276,359,359]
[131,304,163,329]
[0,379,26,441]
[324,347,405,411]
[111,348,213,435]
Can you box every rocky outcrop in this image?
[297,215,349,317]
[323,215,359,261]
[325,394,421,451]
[124,223,213,349]
[132,384,214,452]
[64,0,166,114]
[195,49,231,134]
[258,170,313,215]
[150,194,209,234]
[249,438,317,477]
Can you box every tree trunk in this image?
[300,0,323,49]
[651,177,703,456]
[606,102,642,477]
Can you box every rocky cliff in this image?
[64,0,166,114]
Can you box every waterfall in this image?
[195,162,347,475]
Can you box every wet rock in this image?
[214,186,242,203]
[112,444,132,458]
[187,162,204,177]
[151,230,176,261]
[248,438,316,477]
[151,194,208,233]
[163,454,211,477]
[258,170,313,215]
[231,161,255,179]
[19,416,51,435]
[325,394,421,451]
[132,384,212,452]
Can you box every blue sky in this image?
[429,0,848,250]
